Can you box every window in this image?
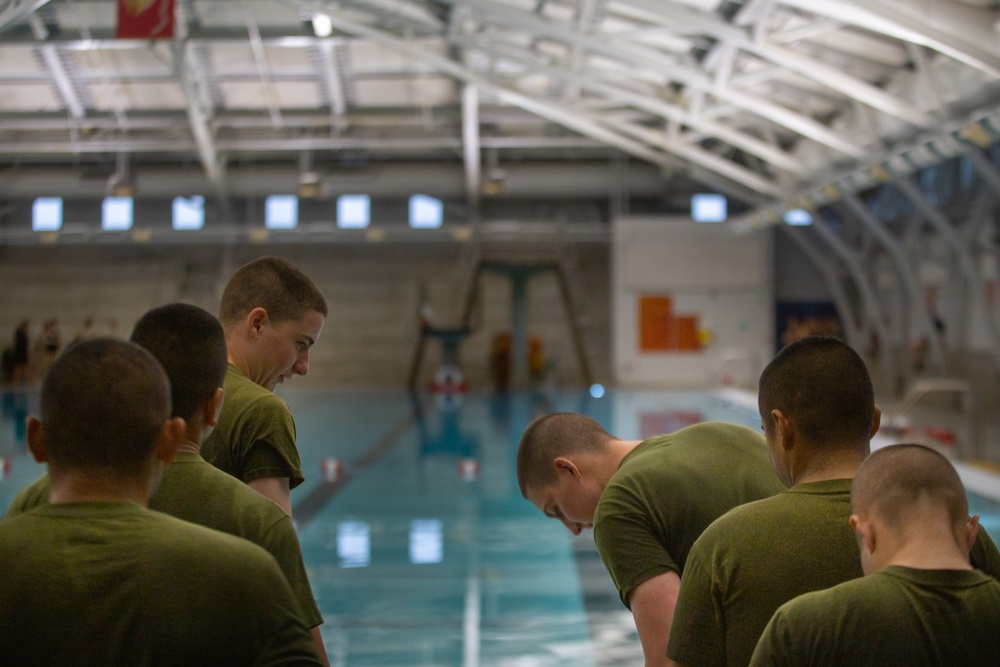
[265,195,298,229]
[337,194,370,229]
[172,196,205,230]
[691,193,727,223]
[102,197,133,231]
[32,197,63,231]
[409,194,443,229]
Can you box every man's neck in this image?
[883,536,973,572]
[793,445,869,485]
[608,439,642,476]
[48,468,150,506]
[175,438,201,455]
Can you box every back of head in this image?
[758,335,874,449]
[40,338,170,476]
[852,443,968,530]
[218,256,327,327]
[517,412,612,496]
[130,303,227,422]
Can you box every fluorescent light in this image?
[312,14,333,38]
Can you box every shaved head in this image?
[517,413,614,496]
[852,444,968,529]
[759,336,874,449]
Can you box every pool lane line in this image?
[293,410,417,528]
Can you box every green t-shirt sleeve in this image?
[666,545,727,667]
[237,543,324,667]
[594,488,679,608]
[4,474,51,519]
[261,517,323,629]
[970,525,1000,579]
[238,394,304,489]
[748,606,794,667]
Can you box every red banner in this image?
[116,0,175,40]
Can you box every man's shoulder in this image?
[156,460,291,528]
[146,508,279,564]
[688,493,794,555]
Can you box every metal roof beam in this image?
[29,13,86,119]
[775,0,1000,79]
[171,39,227,197]
[436,0,866,157]
[462,83,481,222]
[460,36,805,175]
[615,0,934,129]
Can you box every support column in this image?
[510,270,530,388]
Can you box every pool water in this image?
[2,386,999,666]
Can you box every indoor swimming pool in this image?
[2,386,1000,666]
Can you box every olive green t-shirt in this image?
[593,421,785,608]
[750,566,1000,667]
[4,453,323,629]
[202,363,305,488]
[667,479,1000,667]
[0,502,323,666]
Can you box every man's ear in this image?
[553,456,581,480]
[154,417,187,464]
[964,514,981,553]
[247,307,268,339]
[205,387,224,427]
[771,409,795,452]
[26,417,47,464]
[869,406,882,439]
[850,513,876,555]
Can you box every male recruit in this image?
[201,256,327,517]
[0,338,321,665]
[518,415,784,666]
[666,336,1000,667]
[750,444,1000,667]
[6,304,330,665]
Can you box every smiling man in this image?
[202,255,328,517]
[517,414,784,667]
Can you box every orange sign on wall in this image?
[639,296,674,351]
[638,295,703,353]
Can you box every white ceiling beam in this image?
[243,2,283,128]
[775,0,1000,79]
[463,36,805,174]
[28,14,86,119]
[598,115,784,197]
[303,9,783,200]
[0,0,51,32]
[317,40,348,117]
[437,0,866,157]
[614,0,934,128]
[171,40,227,196]
[462,83,481,221]
[312,13,670,164]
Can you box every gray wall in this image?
[1,241,611,390]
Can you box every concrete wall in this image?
[0,241,611,391]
